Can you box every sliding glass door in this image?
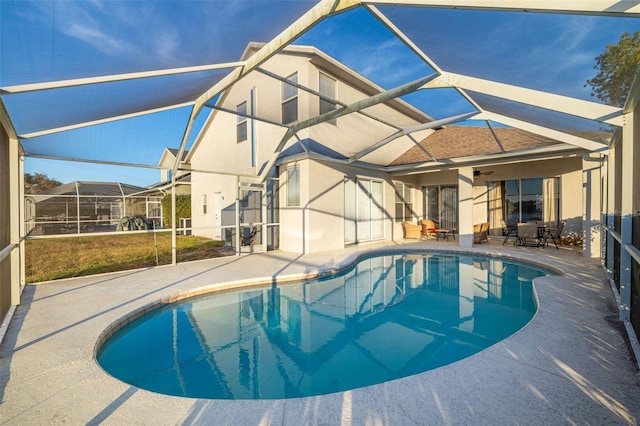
[488,178,559,232]
[423,185,458,230]
[345,178,384,244]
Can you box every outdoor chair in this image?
[500,219,518,245]
[402,222,422,240]
[545,220,566,249]
[473,222,489,244]
[419,219,438,239]
[241,226,257,246]
[515,222,543,247]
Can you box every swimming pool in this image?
[97,252,550,399]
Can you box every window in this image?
[282,72,298,124]
[490,178,559,230]
[423,185,458,230]
[319,72,337,123]
[345,178,384,243]
[287,165,300,206]
[201,194,207,214]
[394,183,413,222]
[237,101,247,142]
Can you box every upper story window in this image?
[237,101,247,142]
[319,72,337,123]
[282,72,298,124]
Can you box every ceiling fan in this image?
[473,169,495,178]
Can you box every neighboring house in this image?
[188,42,602,256]
[25,181,163,235]
[153,147,191,196]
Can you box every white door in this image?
[214,193,223,240]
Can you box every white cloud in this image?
[23,0,183,63]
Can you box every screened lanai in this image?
[0,0,639,358]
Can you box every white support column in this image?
[261,183,267,252]
[18,156,25,287]
[606,147,616,278]
[582,153,602,258]
[9,134,21,305]
[235,176,241,255]
[619,112,635,321]
[171,174,177,265]
[458,167,474,247]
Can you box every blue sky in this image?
[2,1,637,186]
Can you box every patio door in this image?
[488,178,559,232]
[423,185,458,230]
[345,178,384,244]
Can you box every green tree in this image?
[24,172,62,194]
[585,31,640,107]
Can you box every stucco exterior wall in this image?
[189,48,429,249]
[278,158,425,253]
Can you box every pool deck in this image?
[1,239,639,425]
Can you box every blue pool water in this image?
[97,252,550,399]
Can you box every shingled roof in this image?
[389,126,582,166]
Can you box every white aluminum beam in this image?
[180,167,262,182]
[427,73,624,126]
[364,1,640,16]
[24,154,161,170]
[210,105,287,128]
[365,4,443,74]
[478,111,610,152]
[173,0,362,176]
[259,74,438,180]
[407,134,436,160]
[0,62,244,95]
[387,143,583,175]
[348,111,478,163]
[19,102,195,139]
[257,66,412,132]
[486,120,506,152]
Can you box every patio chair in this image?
[241,226,257,246]
[545,221,565,249]
[500,219,518,245]
[419,219,438,239]
[473,222,489,244]
[516,222,543,247]
[402,222,422,240]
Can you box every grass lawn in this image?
[25,233,231,283]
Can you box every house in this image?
[187,42,602,257]
[153,147,191,196]
[25,181,163,235]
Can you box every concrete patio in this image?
[1,239,639,425]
